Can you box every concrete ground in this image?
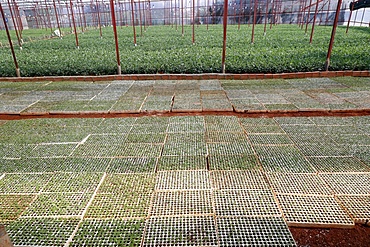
[0,77,369,246]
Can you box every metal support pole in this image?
[309,0,319,43]
[131,0,137,45]
[305,0,313,34]
[7,0,21,48]
[221,0,228,73]
[324,0,342,71]
[181,0,184,36]
[138,0,143,36]
[251,0,257,43]
[96,0,102,37]
[53,0,62,38]
[70,0,79,48]
[264,0,269,34]
[0,2,20,77]
[110,0,121,74]
[346,1,354,33]
[192,0,195,44]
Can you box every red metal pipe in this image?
[44,0,53,34]
[192,0,195,44]
[221,0,228,73]
[181,0,184,36]
[305,0,313,33]
[131,0,137,45]
[264,0,269,34]
[13,1,23,40]
[70,0,79,48]
[7,0,21,48]
[238,0,242,30]
[251,0,257,43]
[0,2,20,77]
[309,0,320,43]
[324,0,342,71]
[110,0,121,74]
[53,0,62,38]
[138,0,143,36]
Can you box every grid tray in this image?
[0,173,51,194]
[319,173,370,195]
[0,195,35,222]
[157,156,207,171]
[337,195,370,224]
[307,156,370,173]
[217,216,296,247]
[156,171,211,191]
[277,194,354,228]
[211,171,269,190]
[143,216,217,247]
[151,190,213,216]
[214,189,281,217]
[106,157,157,173]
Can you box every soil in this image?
[290,225,370,247]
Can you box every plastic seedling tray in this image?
[162,142,207,156]
[151,190,213,216]
[307,156,370,173]
[208,154,259,170]
[30,143,77,158]
[157,156,207,171]
[277,194,354,228]
[166,132,205,144]
[217,216,296,247]
[125,133,166,144]
[0,195,34,222]
[296,143,351,157]
[274,117,314,125]
[70,219,144,247]
[156,171,211,191]
[205,122,243,132]
[337,195,370,224]
[6,217,79,246]
[43,172,103,193]
[0,144,35,159]
[71,144,124,158]
[330,134,370,146]
[239,118,277,126]
[141,100,172,112]
[167,122,205,133]
[214,189,281,217]
[319,173,370,195]
[143,216,217,247]
[120,143,163,158]
[169,116,204,124]
[22,192,91,217]
[0,173,51,194]
[211,171,269,190]
[248,134,293,145]
[107,157,157,173]
[205,131,248,143]
[98,174,155,194]
[267,173,332,195]
[130,124,168,134]
[207,142,254,156]
[242,125,285,134]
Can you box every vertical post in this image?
[70,0,79,48]
[221,0,228,73]
[53,0,62,38]
[96,0,102,36]
[309,0,319,43]
[238,0,242,30]
[305,0,312,34]
[81,2,87,30]
[7,0,21,48]
[131,0,137,45]
[181,0,184,36]
[324,0,342,71]
[251,0,257,43]
[264,0,269,34]
[110,0,121,74]
[44,0,53,34]
[148,0,151,25]
[66,2,72,32]
[270,0,274,29]
[13,1,23,41]
[192,0,195,44]
[175,0,178,30]
[325,0,331,25]
[0,2,20,77]
[138,0,143,36]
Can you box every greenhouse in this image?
[0,0,370,246]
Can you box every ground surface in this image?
[0,77,369,246]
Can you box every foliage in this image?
[0,25,369,76]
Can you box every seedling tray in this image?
[208,154,259,170]
[319,173,370,195]
[337,195,370,224]
[157,156,207,171]
[211,171,269,190]
[156,171,211,191]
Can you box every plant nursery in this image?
[0,0,370,247]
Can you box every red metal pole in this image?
[131,0,137,45]
[95,0,102,37]
[13,1,23,40]
[324,0,342,71]
[110,0,121,74]
[53,0,62,38]
[181,0,184,36]
[325,0,331,25]
[44,0,53,34]
[251,0,257,43]
[264,0,269,34]
[192,0,195,44]
[70,0,79,48]
[138,0,143,36]
[270,0,275,29]
[305,0,313,34]
[309,0,319,43]
[81,2,87,30]
[221,0,228,73]
[0,2,20,77]
[148,0,151,25]
[175,0,178,30]
[238,0,242,30]
[7,0,21,48]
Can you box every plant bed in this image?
[211,170,268,190]
[0,195,35,222]
[156,171,211,191]
[208,154,259,170]
[0,173,51,194]
[157,156,207,171]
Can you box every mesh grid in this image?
[6,218,79,246]
[205,131,248,143]
[119,143,164,158]
[43,172,103,193]
[274,117,314,125]
[0,173,51,194]
[306,156,370,173]
[70,219,145,247]
[157,156,207,170]
[98,174,155,194]
[22,192,92,217]
[207,142,254,156]
[130,124,168,134]
[167,123,205,133]
[156,171,211,190]
[214,189,281,217]
[242,125,285,134]
[71,144,127,157]
[211,171,269,190]
[208,154,259,170]
[267,173,332,195]
[30,144,78,158]
[106,157,157,173]
[337,195,370,224]
[296,143,351,157]
[205,122,242,132]
[239,118,277,126]
[248,134,293,145]
[151,190,213,216]
[217,216,296,247]
[125,133,166,144]
[162,142,207,156]
[169,116,204,124]
[319,173,370,195]
[277,194,354,228]
[0,195,34,222]
[143,216,217,247]
[166,132,205,143]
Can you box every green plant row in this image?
[0,24,369,76]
